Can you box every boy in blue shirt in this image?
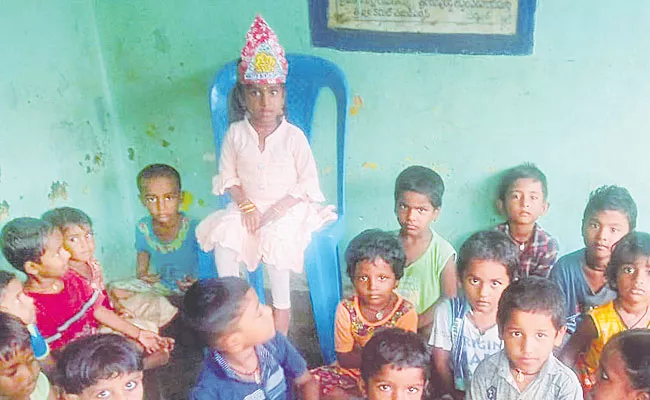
[183,277,318,399]
[549,185,636,334]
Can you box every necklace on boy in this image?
[368,299,395,321]
[616,304,650,329]
[230,364,261,384]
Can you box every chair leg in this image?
[305,238,342,364]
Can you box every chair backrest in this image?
[208,54,349,215]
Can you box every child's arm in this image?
[558,316,597,369]
[136,251,159,283]
[93,305,171,353]
[432,348,464,400]
[294,371,319,400]
[441,257,458,298]
[337,344,362,369]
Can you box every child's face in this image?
[366,364,426,400]
[75,371,144,400]
[139,177,181,226]
[615,255,650,306]
[353,258,397,309]
[396,191,439,237]
[231,289,275,347]
[243,83,285,127]
[62,224,95,264]
[590,342,643,400]
[583,210,630,267]
[501,310,565,377]
[500,178,547,225]
[462,259,511,315]
[0,347,40,400]
[35,229,70,279]
[0,279,36,325]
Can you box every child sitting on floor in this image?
[0,271,50,370]
[311,229,417,399]
[57,333,144,400]
[196,15,336,335]
[589,329,650,400]
[0,217,172,354]
[468,277,581,399]
[0,312,55,400]
[550,185,636,335]
[42,207,177,333]
[183,277,318,399]
[361,328,429,400]
[135,164,199,297]
[560,231,650,394]
[494,163,558,279]
[393,165,457,335]
[430,230,518,399]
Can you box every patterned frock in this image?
[311,295,418,395]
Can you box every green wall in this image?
[2,0,650,284]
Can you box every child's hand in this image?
[138,273,161,284]
[176,276,197,292]
[137,330,164,353]
[241,209,262,233]
[159,336,175,352]
[259,206,285,228]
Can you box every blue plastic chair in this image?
[203,54,349,363]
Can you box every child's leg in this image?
[267,264,291,335]
[214,245,241,277]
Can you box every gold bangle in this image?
[243,206,257,214]
[239,201,256,211]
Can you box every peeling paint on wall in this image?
[161,139,170,148]
[145,123,157,138]
[322,166,333,175]
[181,191,194,212]
[0,201,9,223]
[202,152,216,162]
[153,29,170,54]
[349,95,363,116]
[127,147,135,161]
[362,162,379,170]
[81,151,105,173]
[48,181,69,202]
[198,199,206,207]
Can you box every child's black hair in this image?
[497,163,548,202]
[56,333,143,395]
[456,230,519,282]
[606,232,650,292]
[394,165,445,209]
[582,185,637,231]
[0,217,54,273]
[609,329,650,393]
[345,229,406,281]
[0,311,32,362]
[0,270,17,300]
[182,277,251,346]
[42,207,93,229]
[136,164,182,193]
[361,328,429,384]
[230,59,287,123]
[497,276,566,331]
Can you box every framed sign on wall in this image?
[309,0,537,55]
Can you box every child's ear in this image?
[432,207,441,222]
[496,199,506,215]
[23,260,41,276]
[541,200,550,216]
[553,325,567,347]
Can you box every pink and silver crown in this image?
[239,15,288,85]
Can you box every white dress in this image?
[196,118,336,273]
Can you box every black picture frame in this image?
[309,0,537,55]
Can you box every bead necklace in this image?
[230,364,261,384]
